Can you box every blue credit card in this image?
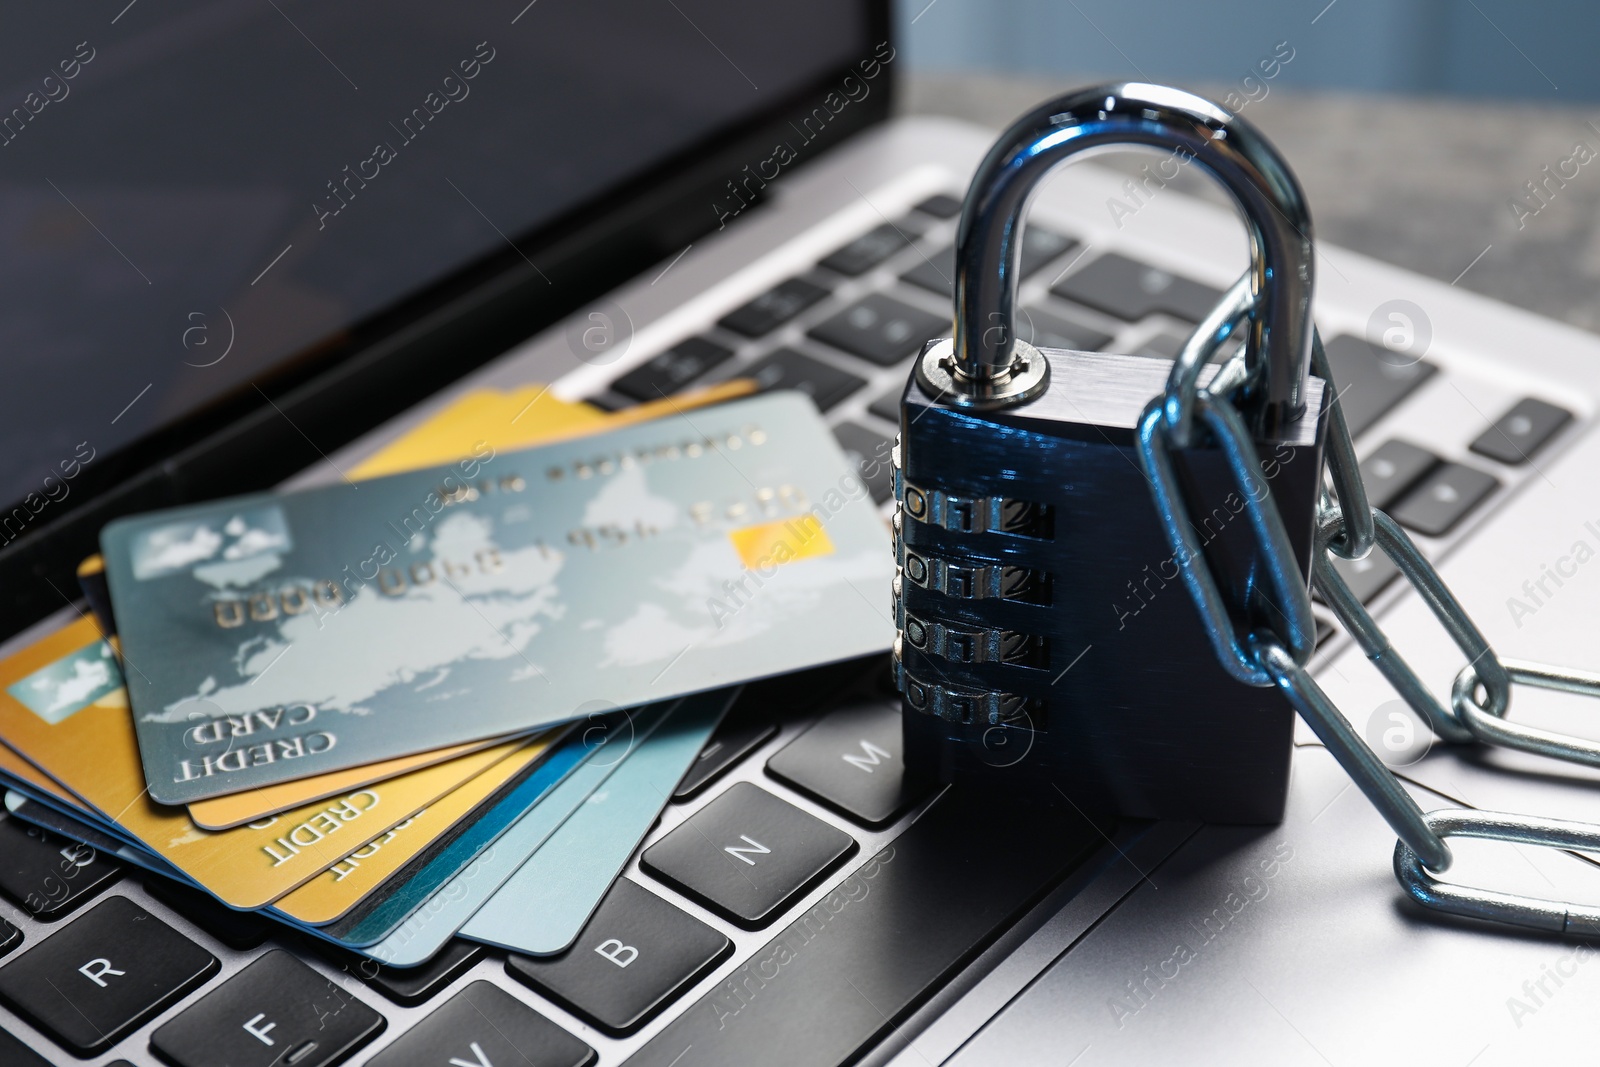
[460,685,733,955]
[356,689,728,968]
[1,789,185,884]
[301,708,651,949]
[99,393,894,804]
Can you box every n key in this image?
[0,896,217,1055]
[642,782,855,927]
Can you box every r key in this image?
[0,896,217,1055]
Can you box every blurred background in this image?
[889,0,1600,332]
[894,0,1586,99]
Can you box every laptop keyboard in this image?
[0,187,1585,1066]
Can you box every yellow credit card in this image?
[0,617,554,909]
[349,385,609,479]
[186,737,524,830]
[347,379,755,478]
[271,736,551,925]
[0,737,81,808]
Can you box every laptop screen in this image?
[1,0,870,519]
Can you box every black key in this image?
[1320,334,1438,438]
[832,423,895,505]
[808,294,946,366]
[747,349,865,412]
[1018,228,1077,275]
[1470,396,1573,465]
[898,248,954,297]
[675,719,779,801]
[151,949,384,1067]
[901,229,1077,298]
[1018,305,1113,352]
[1390,462,1499,537]
[0,813,121,920]
[612,337,735,401]
[997,229,1071,279]
[626,784,1105,1067]
[913,192,962,218]
[144,877,271,950]
[0,1026,51,1067]
[1050,252,1223,323]
[366,980,592,1067]
[1133,331,1185,361]
[0,917,18,960]
[1358,439,1438,511]
[867,387,901,424]
[0,896,217,1055]
[766,700,927,826]
[314,938,483,1008]
[1320,549,1401,605]
[818,224,916,276]
[584,391,631,413]
[720,277,830,337]
[507,878,731,1036]
[641,782,856,928]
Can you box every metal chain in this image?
[1138,276,1600,938]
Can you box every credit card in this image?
[271,732,557,926]
[102,392,893,804]
[356,696,706,967]
[461,684,733,955]
[2,790,183,883]
[73,391,601,824]
[348,379,754,479]
[348,385,608,479]
[0,737,78,807]
[72,383,737,825]
[186,738,523,830]
[313,706,664,949]
[0,617,560,908]
[79,557,537,830]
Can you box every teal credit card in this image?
[308,701,678,949]
[361,691,720,967]
[460,684,731,955]
[100,393,893,805]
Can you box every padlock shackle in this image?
[953,82,1315,435]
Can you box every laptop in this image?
[3,2,1599,1063]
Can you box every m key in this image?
[0,896,217,1055]
[766,700,929,826]
[642,782,855,928]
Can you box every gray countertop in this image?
[901,73,1600,334]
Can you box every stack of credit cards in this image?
[0,383,893,967]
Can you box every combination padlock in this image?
[893,84,1329,823]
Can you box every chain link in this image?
[1146,286,1600,938]
[1395,810,1600,937]
[1313,507,1501,745]
[1453,659,1600,765]
[1135,392,1318,685]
